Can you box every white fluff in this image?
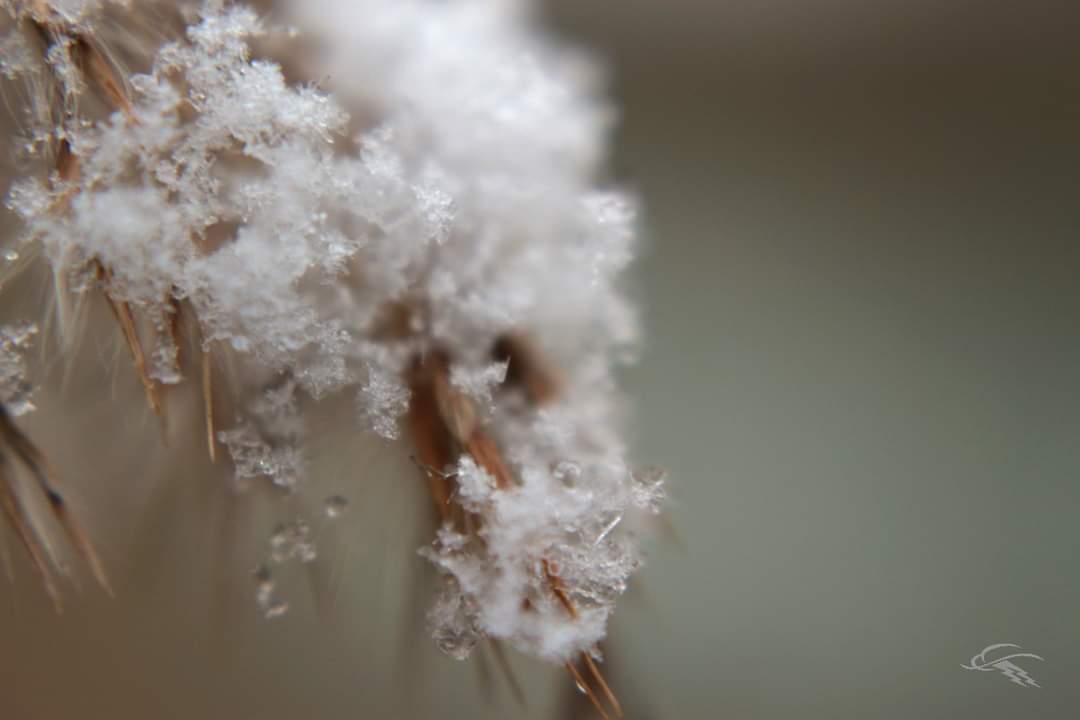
[4,0,661,663]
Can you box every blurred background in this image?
[3,0,1080,718]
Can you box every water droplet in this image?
[574,678,588,695]
[3,250,18,262]
[323,494,348,518]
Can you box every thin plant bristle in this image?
[95,262,163,419]
[32,6,165,427]
[583,651,623,719]
[407,356,456,521]
[0,407,112,597]
[201,340,217,462]
[566,660,611,720]
[489,638,528,710]
[73,34,136,121]
[0,470,64,611]
[28,6,136,121]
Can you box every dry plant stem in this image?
[0,406,112,601]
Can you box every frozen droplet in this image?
[553,460,581,485]
[574,678,588,695]
[3,250,18,262]
[323,494,348,518]
[253,564,273,597]
[268,525,289,559]
[253,564,289,619]
[230,336,250,352]
[268,520,316,564]
[264,600,289,619]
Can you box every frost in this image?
[0,29,35,79]
[0,322,38,416]
[219,378,305,492]
[450,361,508,407]
[452,455,496,511]
[254,563,289,619]
[631,466,667,514]
[268,519,317,563]
[358,363,411,440]
[428,576,481,660]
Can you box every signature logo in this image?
[962,643,1044,688]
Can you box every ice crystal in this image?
[268,519,316,564]
[0,323,38,416]
[428,576,481,660]
[219,378,305,491]
[253,563,289,619]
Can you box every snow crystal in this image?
[0,322,38,416]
